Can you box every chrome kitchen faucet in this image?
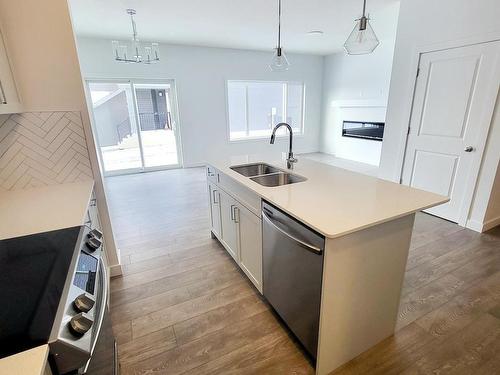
[270,122,298,169]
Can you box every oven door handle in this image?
[89,259,109,357]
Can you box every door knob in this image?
[464,146,474,152]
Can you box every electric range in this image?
[0,225,115,374]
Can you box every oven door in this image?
[82,260,118,375]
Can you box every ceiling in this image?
[69,0,400,55]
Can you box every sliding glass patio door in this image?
[87,80,182,176]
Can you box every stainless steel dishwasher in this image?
[262,201,325,360]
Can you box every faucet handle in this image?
[287,152,298,163]
[286,154,298,169]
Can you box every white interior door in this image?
[402,41,500,224]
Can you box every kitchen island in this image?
[205,156,448,375]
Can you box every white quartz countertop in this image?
[207,156,449,238]
[0,345,49,375]
[0,180,94,240]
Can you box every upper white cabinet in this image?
[0,28,21,114]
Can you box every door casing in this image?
[400,39,500,226]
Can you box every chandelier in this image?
[111,9,160,64]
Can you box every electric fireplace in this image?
[342,121,384,141]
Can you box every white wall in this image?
[378,0,500,231]
[485,164,500,224]
[468,95,500,231]
[75,38,324,167]
[320,2,399,166]
[0,0,121,274]
[379,0,500,181]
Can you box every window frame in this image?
[225,79,306,142]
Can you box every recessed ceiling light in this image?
[307,30,324,36]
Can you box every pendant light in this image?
[269,0,290,71]
[344,0,379,55]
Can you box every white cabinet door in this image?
[402,40,500,224]
[0,29,21,114]
[219,189,239,262]
[237,203,262,292]
[208,182,222,238]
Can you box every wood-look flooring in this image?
[105,167,500,375]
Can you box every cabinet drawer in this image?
[217,172,260,217]
[206,165,220,184]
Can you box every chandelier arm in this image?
[130,14,138,41]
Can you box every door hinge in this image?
[407,127,411,135]
[416,67,420,77]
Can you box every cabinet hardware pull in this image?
[233,206,239,223]
[230,204,235,221]
[0,80,7,104]
[212,189,219,204]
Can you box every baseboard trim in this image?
[183,162,206,168]
[466,219,483,232]
[466,216,500,233]
[482,216,500,232]
[109,263,123,277]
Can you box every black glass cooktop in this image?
[0,226,82,358]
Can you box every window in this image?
[227,80,305,141]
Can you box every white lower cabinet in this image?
[237,203,262,292]
[219,189,239,262]
[208,182,222,238]
[207,168,263,293]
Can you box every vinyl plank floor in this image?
[105,168,500,375]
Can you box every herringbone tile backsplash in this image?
[0,111,93,191]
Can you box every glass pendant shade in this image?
[269,47,290,72]
[132,39,142,62]
[344,16,379,55]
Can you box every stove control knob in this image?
[69,312,93,335]
[86,237,102,251]
[74,292,95,313]
[88,229,103,240]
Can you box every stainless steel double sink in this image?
[230,163,307,187]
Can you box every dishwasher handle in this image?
[262,210,323,255]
